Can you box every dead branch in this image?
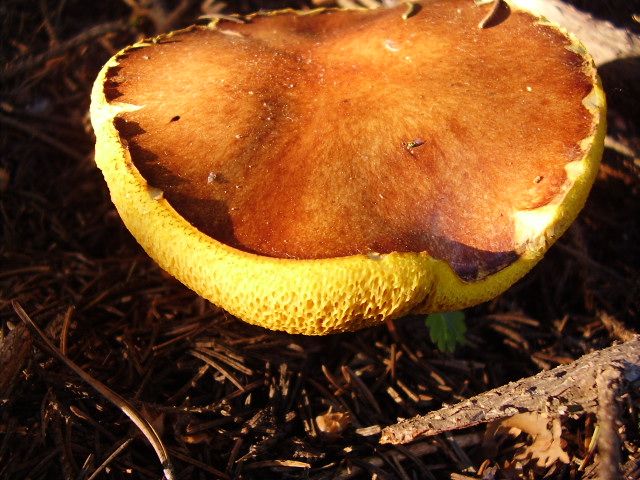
[122,0,196,34]
[1,21,127,81]
[599,311,637,343]
[12,301,176,480]
[511,0,640,66]
[333,432,483,480]
[0,113,86,162]
[380,337,640,444]
[0,323,32,399]
[596,367,623,480]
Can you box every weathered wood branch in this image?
[512,0,640,66]
[333,432,483,480]
[0,323,31,399]
[596,367,623,480]
[0,21,127,81]
[380,338,640,445]
[378,0,640,66]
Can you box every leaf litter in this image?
[1,0,639,479]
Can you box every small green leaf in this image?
[425,311,467,353]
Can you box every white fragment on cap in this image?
[367,252,383,261]
[581,86,602,114]
[219,29,244,37]
[108,102,144,116]
[148,186,164,200]
[384,39,400,52]
[564,158,586,183]
[513,204,559,254]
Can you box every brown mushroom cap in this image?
[92,0,605,334]
[106,1,594,281]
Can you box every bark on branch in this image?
[380,337,640,445]
[511,0,640,66]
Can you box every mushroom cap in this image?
[91,0,605,335]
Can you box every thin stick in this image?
[86,438,133,480]
[0,113,85,162]
[381,337,640,444]
[599,311,637,343]
[60,306,74,356]
[596,368,622,480]
[168,448,230,479]
[156,0,193,32]
[189,349,245,391]
[1,21,127,81]
[334,433,483,480]
[554,242,629,285]
[511,0,640,65]
[12,301,176,480]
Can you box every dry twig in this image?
[0,323,32,398]
[12,301,176,480]
[0,113,86,163]
[1,21,127,81]
[334,432,482,480]
[596,367,623,480]
[381,338,640,444]
[512,0,640,66]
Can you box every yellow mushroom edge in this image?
[89,4,606,335]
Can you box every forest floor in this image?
[1,1,639,479]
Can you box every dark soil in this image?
[1,1,639,479]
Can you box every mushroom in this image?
[90,0,605,335]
